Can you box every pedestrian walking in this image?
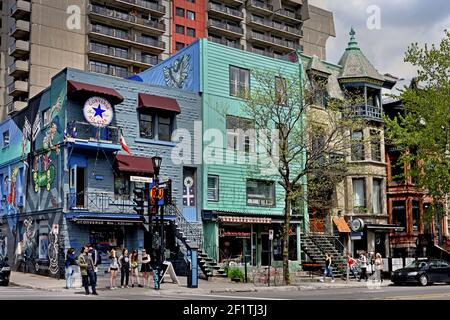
[140,249,152,287]
[130,249,142,287]
[346,253,358,279]
[78,246,98,295]
[358,251,368,282]
[320,253,335,283]
[374,253,384,283]
[109,249,119,290]
[65,248,77,289]
[119,248,130,288]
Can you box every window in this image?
[187,27,196,37]
[229,66,250,98]
[207,175,219,201]
[176,7,185,17]
[226,115,255,152]
[353,178,365,210]
[176,42,185,51]
[412,200,420,231]
[114,173,130,196]
[158,116,172,142]
[43,108,52,126]
[2,131,9,147]
[275,76,287,105]
[351,130,364,161]
[187,10,195,20]
[311,133,326,164]
[372,179,382,214]
[247,180,275,207]
[392,200,406,228]
[370,129,381,162]
[139,113,153,139]
[176,24,185,35]
[390,155,404,183]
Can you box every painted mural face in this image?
[163,54,191,89]
[22,217,37,259]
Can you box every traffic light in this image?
[164,179,172,205]
[133,188,145,216]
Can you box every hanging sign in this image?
[83,96,113,128]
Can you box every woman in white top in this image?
[374,253,384,283]
[109,249,119,289]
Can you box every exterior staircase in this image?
[167,204,226,279]
[301,223,347,278]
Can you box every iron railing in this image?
[208,20,243,34]
[208,36,243,49]
[209,2,243,18]
[353,104,383,120]
[66,192,138,214]
[118,0,166,14]
[71,121,120,144]
[167,203,203,251]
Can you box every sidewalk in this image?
[9,272,392,295]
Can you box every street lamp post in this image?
[152,156,162,290]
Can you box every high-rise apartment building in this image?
[0,0,334,119]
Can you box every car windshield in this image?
[405,260,428,269]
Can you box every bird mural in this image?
[163,54,191,89]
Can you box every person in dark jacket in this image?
[65,248,77,289]
[87,244,100,285]
[118,248,130,288]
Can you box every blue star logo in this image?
[92,104,106,118]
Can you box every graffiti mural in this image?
[0,230,6,258]
[163,54,191,89]
[48,224,59,275]
[22,217,37,259]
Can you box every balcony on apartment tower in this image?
[208,2,244,22]
[9,20,30,40]
[88,4,166,35]
[112,0,166,17]
[10,0,31,20]
[9,40,30,58]
[88,24,165,52]
[8,60,29,78]
[7,80,29,97]
[247,31,301,52]
[246,14,303,38]
[88,42,159,68]
[207,19,244,39]
[7,100,28,115]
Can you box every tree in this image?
[240,65,363,284]
[385,30,450,227]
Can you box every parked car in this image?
[391,259,450,286]
[0,256,11,286]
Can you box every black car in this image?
[0,256,10,286]
[391,259,450,286]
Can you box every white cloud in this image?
[308,0,450,80]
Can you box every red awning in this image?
[218,216,272,224]
[138,93,181,114]
[115,154,154,174]
[67,80,124,104]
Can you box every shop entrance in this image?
[89,226,124,255]
[219,225,251,265]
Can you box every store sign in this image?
[130,176,153,183]
[350,231,364,240]
[73,219,137,226]
[83,96,113,128]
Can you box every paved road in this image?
[1,284,450,300]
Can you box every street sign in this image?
[269,229,274,240]
[130,176,153,183]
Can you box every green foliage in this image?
[227,268,244,282]
[384,30,450,220]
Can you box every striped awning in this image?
[218,216,272,224]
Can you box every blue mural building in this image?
[0,67,202,278]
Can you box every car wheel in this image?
[419,274,428,286]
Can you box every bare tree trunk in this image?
[283,193,291,285]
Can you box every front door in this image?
[182,167,197,222]
[375,233,386,257]
[76,167,86,208]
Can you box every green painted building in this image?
[132,39,308,268]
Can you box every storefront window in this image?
[114,173,130,196]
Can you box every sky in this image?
[308,0,450,90]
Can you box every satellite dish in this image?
[351,218,364,232]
